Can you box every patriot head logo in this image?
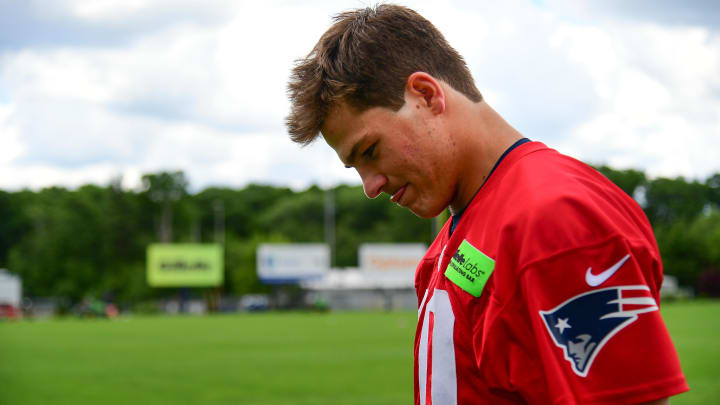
[539,285,659,377]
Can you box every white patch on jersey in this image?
[418,289,457,405]
[418,288,429,319]
[438,244,447,273]
[418,244,446,319]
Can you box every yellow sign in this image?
[147,244,223,287]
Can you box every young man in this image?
[286,4,688,404]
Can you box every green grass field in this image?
[0,300,717,404]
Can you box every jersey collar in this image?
[450,138,539,235]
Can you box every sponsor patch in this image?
[444,239,495,297]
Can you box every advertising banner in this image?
[257,244,329,284]
[147,244,223,287]
[358,243,426,287]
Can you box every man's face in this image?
[321,96,459,218]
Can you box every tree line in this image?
[0,167,718,308]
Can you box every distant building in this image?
[0,269,22,319]
[301,244,426,311]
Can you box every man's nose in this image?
[359,169,387,199]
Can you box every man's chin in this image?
[407,204,446,219]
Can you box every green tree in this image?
[140,171,190,242]
[0,190,30,267]
[656,208,720,289]
[258,186,325,242]
[194,185,293,240]
[707,172,720,209]
[594,165,647,198]
[644,176,708,226]
[7,186,108,301]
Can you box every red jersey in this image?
[413,141,688,404]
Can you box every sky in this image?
[0,0,718,192]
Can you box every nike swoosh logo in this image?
[585,254,631,287]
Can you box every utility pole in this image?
[211,199,225,312]
[324,187,335,268]
[213,200,225,246]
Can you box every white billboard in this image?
[359,243,426,287]
[257,244,329,284]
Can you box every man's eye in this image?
[363,143,377,159]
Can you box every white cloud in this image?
[550,19,720,179]
[0,103,25,165]
[0,0,718,192]
[0,163,122,190]
[70,0,161,19]
[0,1,367,191]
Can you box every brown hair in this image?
[286,4,482,145]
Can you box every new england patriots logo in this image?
[539,285,658,377]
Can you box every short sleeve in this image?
[519,236,689,404]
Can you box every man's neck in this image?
[447,100,523,214]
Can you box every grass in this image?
[0,300,717,404]
[660,300,720,404]
[0,311,415,405]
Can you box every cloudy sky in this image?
[0,0,718,192]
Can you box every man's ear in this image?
[406,72,446,115]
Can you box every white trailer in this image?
[0,269,22,307]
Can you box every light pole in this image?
[324,187,335,268]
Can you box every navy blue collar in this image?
[450,138,530,235]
